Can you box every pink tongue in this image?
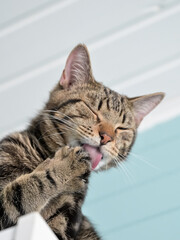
[83,144,102,170]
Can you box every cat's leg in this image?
[0,158,59,230]
[0,146,91,232]
[41,192,84,240]
[40,147,91,239]
[76,215,101,240]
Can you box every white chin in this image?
[94,157,111,170]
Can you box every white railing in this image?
[0,212,58,240]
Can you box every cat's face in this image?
[47,44,164,171]
[50,82,136,170]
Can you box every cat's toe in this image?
[74,146,91,163]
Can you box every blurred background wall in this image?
[0,0,180,239]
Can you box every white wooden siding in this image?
[0,0,180,136]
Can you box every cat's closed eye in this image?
[81,101,100,122]
[116,127,129,131]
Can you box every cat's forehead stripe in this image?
[96,86,124,114]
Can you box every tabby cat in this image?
[0,44,164,239]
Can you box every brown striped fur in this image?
[0,44,164,239]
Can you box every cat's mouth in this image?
[83,144,103,170]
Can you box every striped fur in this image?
[0,44,164,239]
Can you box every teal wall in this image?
[83,117,180,239]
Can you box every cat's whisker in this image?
[47,115,78,133]
[103,147,134,182]
[128,151,160,170]
[59,124,96,145]
[121,161,135,183]
[113,157,121,168]
[118,152,126,161]
[48,115,77,129]
[103,147,126,172]
[42,110,79,126]
[31,115,75,139]
[113,158,119,168]
[119,160,134,184]
[41,112,78,131]
[113,154,135,183]
[38,131,67,142]
[106,161,108,171]
[35,119,84,147]
[113,158,128,183]
[42,112,96,142]
[34,116,77,140]
[113,158,129,183]
[41,112,99,147]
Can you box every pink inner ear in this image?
[133,107,147,127]
[60,51,76,88]
[59,70,66,86]
[59,44,92,89]
[132,93,165,127]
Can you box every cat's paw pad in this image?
[54,146,91,181]
[52,146,91,193]
[74,146,91,163]
[70,146,91,174]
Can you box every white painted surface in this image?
[0,226,15,240]
[0,212,58,240]
[0,0,179,135]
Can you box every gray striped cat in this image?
[0,44,164,239]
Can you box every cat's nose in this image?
[100,132,112,145]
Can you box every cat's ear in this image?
[60,44,94,88]
[130,92,165,127]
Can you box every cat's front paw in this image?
[54,146,91,193]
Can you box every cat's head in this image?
[46,44,164,171]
